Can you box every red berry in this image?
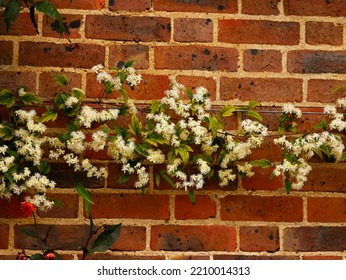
[44,252,56,260]
[20,202,35,217]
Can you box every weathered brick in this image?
[308,79,345,103]
[176,75,216,100]
[128,74,170,100]
[42,14,83,39]
[48,162,106,189]
[0,41,12,65]
[49,0,105,9]
[109,0,150,11]
[214,255,299,260]
[109,45,149,69]
[242,167,282,191]
[240,226,279,252]
[110,226,146,251]
[107,163,140,189]
[39,71,82,98]
[0,13,37,35]
[175,195,217,219]
[0,197,28,219]
[304,165,346,193]
[242,0,281,15]
[308,197,346,222]
[170,255,210,260]
[85,16,171,42]
[0,224,9,249]
[306,22,343,46]
[174,18,213,42]
[153,0,237,13]
[14,224,89,250]
[219,20,300,45]
[283,227,346,251]
[302,256,343,260]
[155,46,238,71]
[90,193,170,219]
[284,0,346,17]
[19,42,105,68]
[151,225,236,251]
[37,194,79,218]
[287,51,346,74]
[0,71,36,92]
[243,49,282,72]
[82,254,164,260]
[220,195,303,222]
[220,77,303,102]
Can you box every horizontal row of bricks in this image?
[1,193,345,222]
[1,223,346,252]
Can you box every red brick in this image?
[0,71,36,92]
[283,227,346,251]
[219,20,300,45]
[0,13,37,35]
[109,45,149,70]
[242,167,282,191]
[155,46,238,71]
[83,254,164,260]
[288,51,346,74]
[174,18,213,42]
[153,0,237,13]
[243,49,282,72]
[220,195,303,222]
[302,256,343,260]
[48,162,106,189]
[90,193,169,219]
[176,75,216,100]
[175,195,217,219]
[39,71,82,98]
[240,226,279,252]
[308,79,345,103]
[214,255,299,260]
[110,226,146,251]
[19,42,105,68]
[170,255,210,260]
[50,0,105,9]
[151,225,236,251]
[308,197,346,223]
[109,0,150,11]
[304,165,346,193]
[128,74,170,100]
[284,0,346,17]
[42,14,83,39]
[0,197,28,219]
[242,0,281,15]
[37,194,79,218]
[0,41,12,65]
[107,163,139,189]
[306,22,343,46]
[0,224,9,249]
[85,16,171,42]
[15,224,89,250]
[220,77,303,102]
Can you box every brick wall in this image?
[0,0,345,260]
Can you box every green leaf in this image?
[4,0,21,32]
[52,199,63,208]
[35,1,63,35]
[161,174,175,188]
[0,125,13,141]
[21,93,43,105]
[188,190,195,205]
[186,87,193,100]
[250,159,272,168]
[21,228,40,240]
[220,105,236,117]
[38,161,51,175]
[124,60,136,68]
[208,115,223,138]
[313,118,328,131]
[155,173,161,187]
[30,253,45,260]
[245,110,263,122]
[331,84,346,95]
[40,108,58,123]
[91,224,122,253]
[0,0,5,6]
[135,143,148,157]
[53,75,69,86]
[118,174,130,184]
[129,114,142,135]
[248,100,260,108]
[75,183,94,206]
[150,100,166,114]
[340,152,346,162]
[284,178,292,194]
[0,89,15,108]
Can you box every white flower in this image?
[283,103,302,118]
[65,96,79,108]
[147,149,165,164]
[91,64,104,73]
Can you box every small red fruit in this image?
[20,202,35,217]
[44,252,56,260]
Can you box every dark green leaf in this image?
[4,0,21,32]
[75,183,94,206]
[52,199,63,208]
[0,89,15,108]
[30,253,45,260]
[188,190,195,205]
[284,178,292,194]
[0,125,13,141]
[40,108,58,123]
[35,1,63,35]
[135,143,148,157]
[250,159,272,168]
[21,93,43,105]
[91,224,122,253]
[161,174,175,188]
[155,173,160,187]
[245,110,263,122]
[38,161,51,174]
[21,228,40,240]
[53,75,69,87]
[118,174,130,184]
[124,60,136,68]
[186,87,193,100]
